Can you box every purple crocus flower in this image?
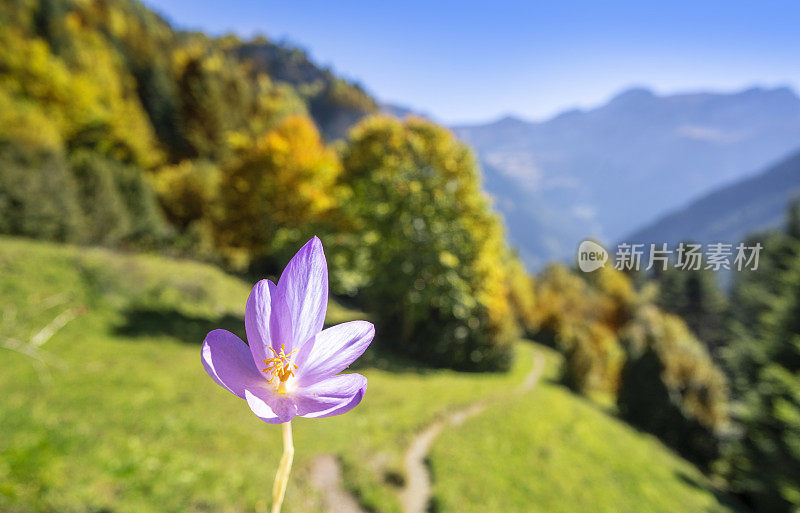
[201,237,374,424]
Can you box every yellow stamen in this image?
[262,344,298,387]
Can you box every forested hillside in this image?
[0,0,375,161]
[235,39,378,140]
[651,205,800,512]
[0,0,523,371]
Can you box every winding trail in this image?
[399,351,546,513]
[310,350,546,513]
[310,455,366,513]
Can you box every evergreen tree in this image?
[724,271,800,512]
[722,203,800,512]
[786,197,800,240]
[69,151,132,245]
[656,263,728,355]
[110,161,168,245]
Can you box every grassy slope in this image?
[429,346,741,513]
[0,237,533,513]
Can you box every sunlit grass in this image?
[0,237,743,513]
[428,346,743,513]
[0,237,532,513]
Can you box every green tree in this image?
[111,161,168,245]
[337,116,517,370]
[656,262,728,355]
[69,150,131,245]
[724,207,800,394]
[786,197,800,240]
[722,204,800,512]
[0,142,82,242]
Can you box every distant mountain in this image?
[625,148,800,248]
[453,86,800,268]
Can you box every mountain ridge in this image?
[453,85,800,268]
[625,147,800,248]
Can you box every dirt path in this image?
[309,454,368,513]
[309,350,546,513]
[399,351,546,513]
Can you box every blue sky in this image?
[144,0,800,124]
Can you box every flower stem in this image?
[270,421,294,513]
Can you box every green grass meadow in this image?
[429,347,740,513]
[0,237,740,512]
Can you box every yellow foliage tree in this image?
[618,304,729,467]
[503,253,538,334]
[154,159,221,231]
[0,24,160,166]
[216,115,341,264]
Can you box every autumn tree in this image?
[336,116,518,370]
[618,305,730,469]
[216,115,341,268]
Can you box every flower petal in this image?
[245,279,294,366]
[202,329,263,399]
[245,386,297,424]
[243,389,282,424]
[277,237,328,351]
[245,279,274,366]
[295,373,367,419]
[295,321,374,386]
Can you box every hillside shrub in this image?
[0,142,83,242]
